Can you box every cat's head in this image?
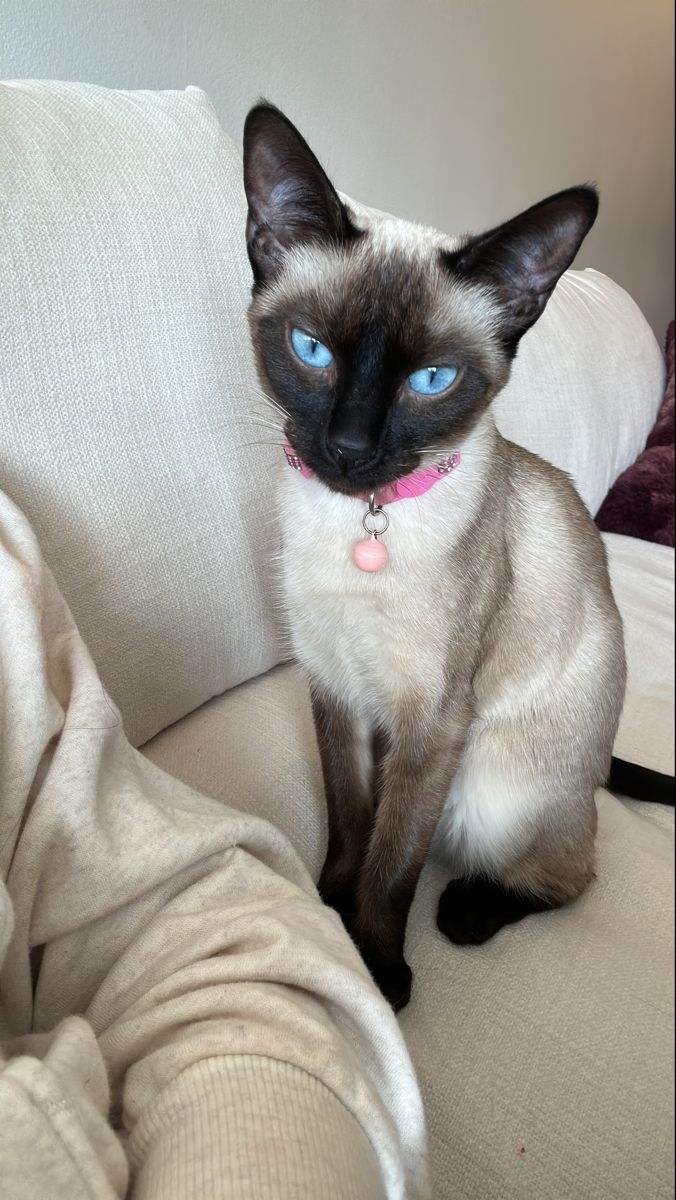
[243,103,597,497]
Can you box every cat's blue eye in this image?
[408,366,458,396]
[290,327,334,368]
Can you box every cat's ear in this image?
[243,103,359,287]
[447,186,598,347]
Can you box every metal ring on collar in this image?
[362,507,389,537]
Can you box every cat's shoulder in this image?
[499,435,590,516]
[495,434,608,576]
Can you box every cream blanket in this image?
[0,489,429,1199]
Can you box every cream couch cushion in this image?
[608,535,675,774]
[144,661,327,879]
[0,81,284,747]
[404,792,674,1200]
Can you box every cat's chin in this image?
[319,477,380,498]
[316,476,392,499]
[308,463,418,499]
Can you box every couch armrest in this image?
[604,533,675,775]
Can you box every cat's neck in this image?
[283,413,497,513]
[279,413,502,564]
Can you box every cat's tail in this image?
[607,757,675,806]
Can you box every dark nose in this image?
[326,431,375,470]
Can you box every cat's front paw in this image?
[362,952,413,1012]
[318,873,357,929]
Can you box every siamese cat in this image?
[243,103,631,1011]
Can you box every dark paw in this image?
[363,952,413,1012]
[318,878,357,928]
[437,877,502,945]
[436,875,529,946]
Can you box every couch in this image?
[1,80,673,1200]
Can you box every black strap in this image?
[607,757,675,806]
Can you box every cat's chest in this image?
[280,478,456,713]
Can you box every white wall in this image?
[1,0,673,339]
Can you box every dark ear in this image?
[445,186,599,348]
[243,102,360,287]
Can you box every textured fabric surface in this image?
[143,533,674,1200]
[597,321,675,546]
[143,662,327,878]
[0,1017,128,1200]
[403,792,673,1200]
[606,534,675,773]
[0,489,429,1200]
[0,80,285,747]
[132,1057,385,1200]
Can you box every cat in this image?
[242,102,631,1012]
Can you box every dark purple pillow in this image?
[596,321,675,547]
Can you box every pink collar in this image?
[284,445,460,506]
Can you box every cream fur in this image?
[281,418,494,727]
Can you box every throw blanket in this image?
[597,321,675,546]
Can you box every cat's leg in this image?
[436,782,597,946]
[312,687,375,923]
[352,704,471,1010]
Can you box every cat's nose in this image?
[326,432,374,470]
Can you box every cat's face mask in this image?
[243,105,597,496]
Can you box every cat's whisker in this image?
[234,414,281,425]
[251,399,286,415]
[249,402,285,419]
[236,438,287,450]
[236,419,286,438]
[224,412,283,425]
[255,393,289,420]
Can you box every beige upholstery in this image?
[607,534,675,774]
[404,792,674,1200]
[0,81,285,747]
[143,663,326,877]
